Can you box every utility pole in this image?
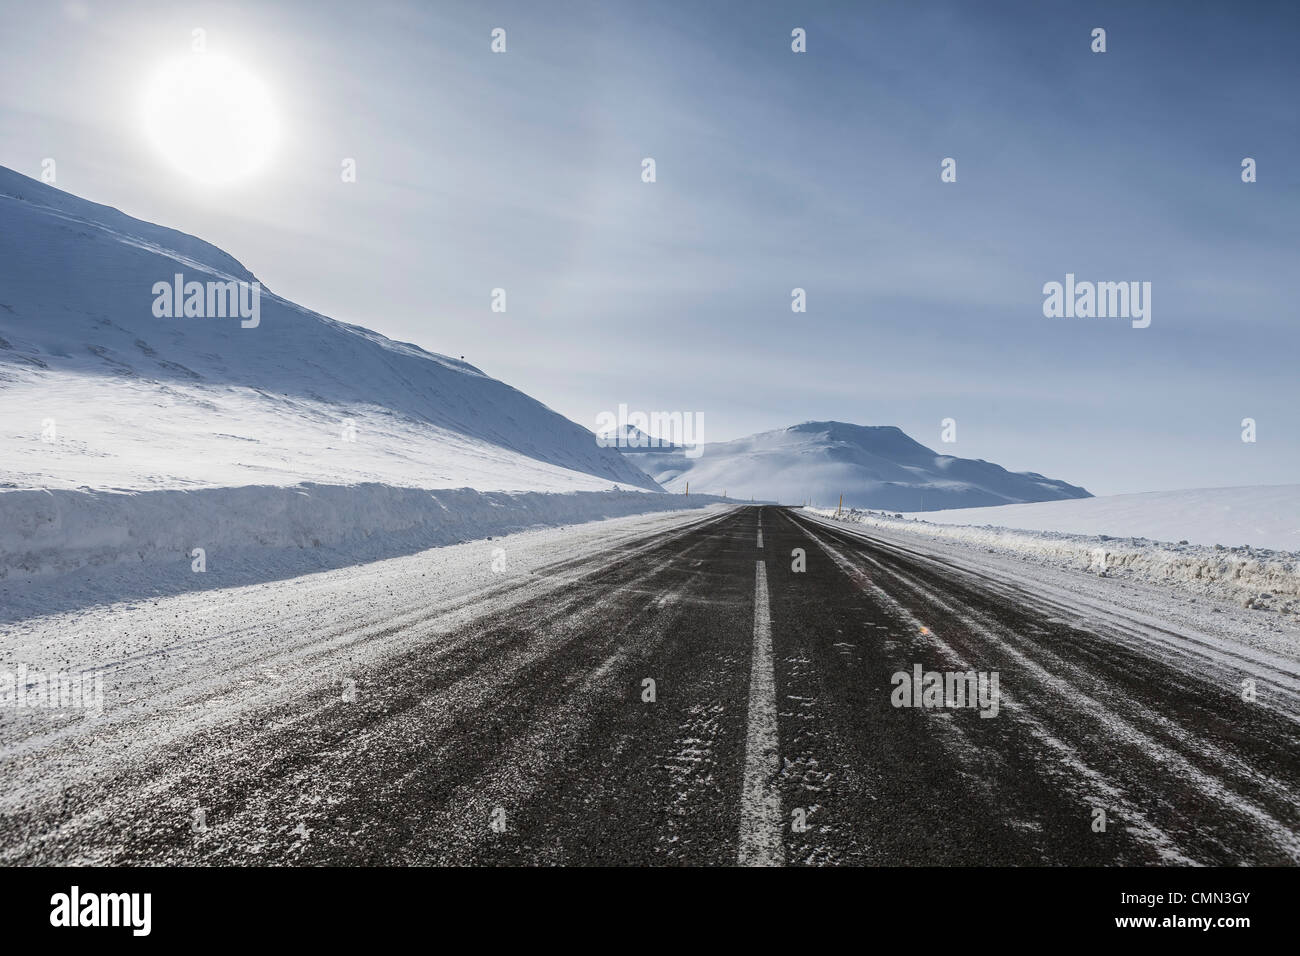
[685,481,689,497]
[837,493,842,518]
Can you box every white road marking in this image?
[739,559,783,866]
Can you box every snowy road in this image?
[1,506,1296,865]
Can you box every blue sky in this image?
[1,0,1295,494]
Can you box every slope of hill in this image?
[0,166,660,494]
[620,420,1090,509]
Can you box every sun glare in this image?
[142,53,277,185]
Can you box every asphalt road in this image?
[3,505,1297,865]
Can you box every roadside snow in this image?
[0,485,722,622]
[903,485,1300,552]
[800,510,1300,667]
[807,506,1300,623]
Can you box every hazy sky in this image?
[1,0,1296,495]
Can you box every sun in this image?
[142,53,277,185]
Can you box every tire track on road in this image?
[787,508,1300,864]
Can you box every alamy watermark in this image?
[1043,273,1150,328]
[1,665,103,715]
[890,664,1000,718]
[595,404,704,459]
[151,272,261,328]
[50,886,150,936]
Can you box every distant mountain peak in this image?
[617,420,1089,509]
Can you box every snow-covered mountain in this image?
[0,166,660,493]
[619,420,1091,509]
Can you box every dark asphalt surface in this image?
[3,506,1296,865]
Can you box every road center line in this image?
[739,559,783,866]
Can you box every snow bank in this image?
[0,484,720,586]
[807,507,1300,617]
